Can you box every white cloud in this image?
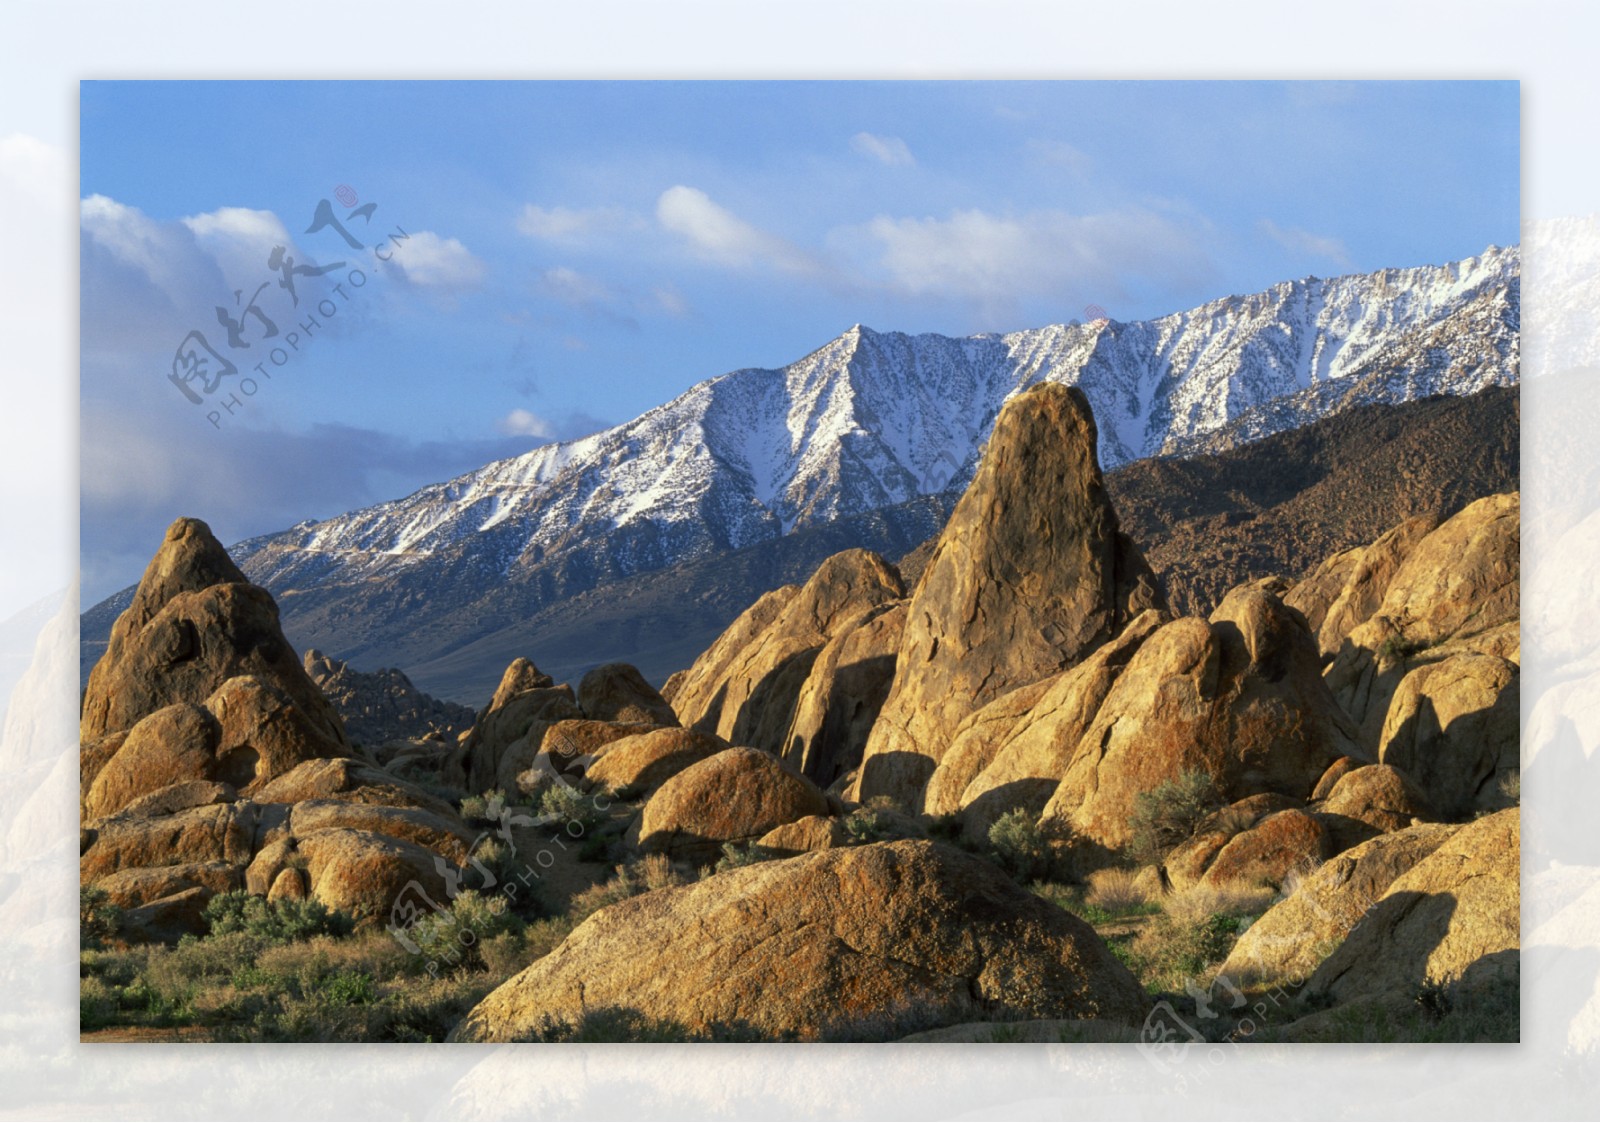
[81,194,212,308]
[497,408,557,438]
[537,266,615,310]
[851,206,1213,323]
[1259,218,1352,269]
[181,206,297,290]
[851,132,915,167]
[387,230,486,290]
[516,203,644,245]
[656,185,816,274]
[1025,139,1092,176]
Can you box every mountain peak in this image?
[102,249,1518,697]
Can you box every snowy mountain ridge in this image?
[230,244,1516,597]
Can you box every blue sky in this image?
[79,80,1519,603]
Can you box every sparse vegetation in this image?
[1129,769,1223,865]
[1121,881,1274,993]
[1376,633,1428,662]
[714,841,775,872]
[79,850,709,1042]
[842,796,917,845]
[987,809,1049,881]
[1084,867,1160,915]
[80,886,121,950]
[538,782,608,832]
[1249,976,1519,1043]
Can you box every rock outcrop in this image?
[1314,764,1435,852]
[1040,584,1357,856]
[756,814,846,856]
[1199,808,1330,889]
[779,602,905,789]
[1310,514,1441,659]
[1376,653,1520,820]
[1326,494,1519,749]
[576,662,679,727]
[920,676,1061,819]
[1302,809,1519,1003]
[933,611,1166,835]
[1219,821,1463,987]
[302,649,476,746]
[81,518,347,748]
[462,659,582,792]
[79,517,472,940]
[1162,793,1302,891]
[855,384,1165,809]
[638,747,831,863]
[449,840,1148,1042]
[582,727,732,797]
[668,550,905,759]
[83,676,348,820]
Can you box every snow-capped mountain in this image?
[83,246,1519,700]
[237,244,1517,592]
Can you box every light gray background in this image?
[3,2,1595,1118]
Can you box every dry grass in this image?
[1163,880,1278,927]
[1084,868,1158,914]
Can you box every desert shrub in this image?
[987,809,1048,881]
[1129,769,1223,864]
[1029,881,1099,921]
[406,890,524,973]
[619,852,687,893]
[1376,634,1427,662]
[201,892,353,945]
[842,796,914,845]
[458,793,490,823]
[514,766,557,803]
[538,782,608,832]
[80,886,121,950]
[466,837,513,886]
[1121,881,1269,993]
[318,970,377,1005]
[714,841,776,872]
[1127,912,1240,993]
[1029,877,1158,926]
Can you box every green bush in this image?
[1129,769,1223,864]
[202,892,353,945]
[538,783,607,832]
[987,809,1048,881]
[406,890,524,972]
[80,886,121,950]
[319,970,377,1005]
[1376,634,1427,662]
[714,841,774,872]
[842,796,918,845]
